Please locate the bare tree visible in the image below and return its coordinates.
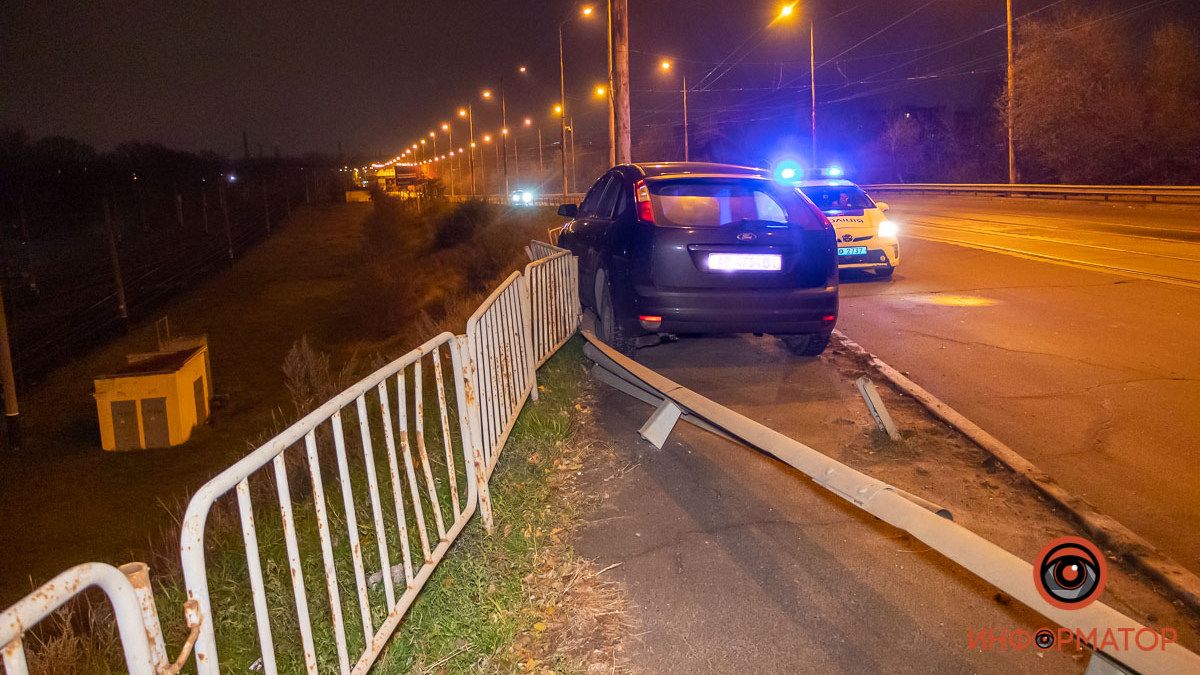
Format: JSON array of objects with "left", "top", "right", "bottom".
[
  {"left": 1144, "top": 24, "right": 1200, "bottom": 181},
  {"left": 1006, "top": 8, "right": 1142, "bottom": 183},
  {"left": 881, "top": 114, "right": 921, "bottom": 182}
]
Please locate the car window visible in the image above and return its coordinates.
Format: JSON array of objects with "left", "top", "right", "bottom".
[
  {"left": 798, "top": 185, "right": 875, "bottom": 211},
  {"left": 595, "top": 174, "right": 622, "bottom": 219},
  {"left": 578, "top": 175, "right": 612, "bottom": 218},
  {"left": 647, "top": 178, "right": 816, "bottom": 228}
]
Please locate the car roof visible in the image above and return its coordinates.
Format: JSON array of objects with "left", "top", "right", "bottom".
[
  {"left": 796, "top": 179, "right": 859, "bottom": 188},
  {"left": 627, "top": 162, "right": 771, "bottom": 180}
]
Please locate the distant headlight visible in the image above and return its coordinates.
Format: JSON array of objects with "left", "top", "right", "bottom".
[
  {"left": 878, "top": 219, "right": 899, "bottom": 238},
  {"left": 522, "top": 191, "right": 534, "bottom": 204}
]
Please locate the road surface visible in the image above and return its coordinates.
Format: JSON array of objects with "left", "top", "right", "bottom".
[{"left": 837, "top": 194, "right": 1200, "bottom": 573}]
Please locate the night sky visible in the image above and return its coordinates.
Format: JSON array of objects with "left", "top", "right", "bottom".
[{"left": 3, "top": 0, "right": 1197, "bottom": 159}]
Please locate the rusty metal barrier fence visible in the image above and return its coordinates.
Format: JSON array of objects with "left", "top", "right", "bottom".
[
  {"left": 1, "top": 241, "right": 580, "bottom": 674},
  {"left": 524, "top": 249, "right": 581, "bottom": 367},
  {"left": 179, "top": 332, "right": 478, "bottom": 674}
]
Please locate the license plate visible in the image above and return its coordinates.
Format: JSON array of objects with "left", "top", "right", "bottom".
[
  {"left": 707, "top": 253, "right": 782, "bottom": 271},
  {"left": 838, "top": 246, "right": 868, "bottom": 256}
]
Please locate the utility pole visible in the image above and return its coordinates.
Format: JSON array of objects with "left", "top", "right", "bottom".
[
  {"left": 558, "top": 25, "right": 570, "bottom": 196},
  {"left": 682, "top": 75, "right": 690, "bottom": 162},
  {"left": 568, "top": 117, "right": 578, "bottom": 192},
  {"left": 0, "top": 285, "right": 20, "bottom": 451},
  {"left": 261, "top": 182, "right": 271, "bottom": 234},
  {"left": 200, "top": 187, "right": 209, "bottom": 233},
  {"left": 810, "top": 21, "right": 818, "bottom": 167},
  {"left": 219, "top": 187, "right": 234, "bottom": 260},
  {"left": 538, "top": 127, "right": 544, "bottom": 172},
  {"left": 1006, "top": 0, "right": 1017, "bottom": 184},
  {"left": 467, "top": 105, "right": 477, "bottom": 196},
  {"left": 500, "top": 82, "right": 510, "bottom": 194},
  {"left": 102, "top": 197, "right": 129, "bottom": 321},
  {"left": 613, "top": 0, "right": 632, "bottom": 164},
  {"left": 606, "top": 0, "right": 616, "bottom": 167}
]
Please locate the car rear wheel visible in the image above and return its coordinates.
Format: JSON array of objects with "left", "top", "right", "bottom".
[
  {"left": 780, "top": 332, "right": 831, "bottom": 357},
  {"left": 598, "top": 282, "right": 636, "bottom": 358}
]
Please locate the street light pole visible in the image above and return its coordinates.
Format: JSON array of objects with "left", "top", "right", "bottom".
[
  {"left": 1006, "top": 0, "right": 1017, "bottom": 184},
  {"left": 606, "top": 0, "right": 616, "bottom": 166},
  {"left": 558, "top": 24, "right": 569, "bottom": 197},
  {"left": 442, "top": 123, "right": 454, "bottom": 196},
  {"left": 500, "top": 81, "right": 510, "bottom": 194},
  {"left": 810, "top": 20, "right": 817, "bottom": 167},
  {"left": 683, "top": 74, "right": 690, "bottom": 162}
]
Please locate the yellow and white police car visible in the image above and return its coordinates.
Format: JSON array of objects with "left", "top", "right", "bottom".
[{"left": 797, "top": 179, "right": 900, "bottom": 278}]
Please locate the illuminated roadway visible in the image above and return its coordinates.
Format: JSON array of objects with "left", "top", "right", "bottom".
[{"left": 839, "top": 195, "right": 1200, "bottom": 573}]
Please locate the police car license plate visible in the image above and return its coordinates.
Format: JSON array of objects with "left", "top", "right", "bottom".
[{"left": 838, "top": 246, "right": 868, "bottom": 256}]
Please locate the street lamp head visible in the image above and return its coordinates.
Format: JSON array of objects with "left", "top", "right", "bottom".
[
  {"left": 553, "top": 103, "right": 564, "bottom": 115},
  {"left": 420, "top": 139, "right": 426, "bottom": 145},
  {"left": 470, "top": 142, "right": 477, "bottom": 148},
  {"left": 482, "top": 89, "right": 493, "bottom": 100},
  {"left": 483, "top": 133, "right": 492, "bottom": 142},
  {"left": 501, "top": 127, "right": 509, "bottom": 135},
  {"left": 518, "top": 65, "right": 528, "bottom": 73},
  {"left": 594, "top": 85, "right": 607, "bottom": 97},
  {"left": 661, "top": 59, "right": 673, "bottom": 71},
  {"left": 524, "top": 117, "right": 533, "bottom": 126},
  {"left": 441, "top": 123, "right": 449, "bottom": 130},
  {"left": 458, "top": 108, "right": 468, "bottom": 117},
  {"left": 778, "top": 2, "right": 797, "bottom": 19},
  {"left": 581, "top": 5, "right": 595, "bottom": 17},
  {"left": 429, "top": 131, "right": 436, "bottom": 138}
]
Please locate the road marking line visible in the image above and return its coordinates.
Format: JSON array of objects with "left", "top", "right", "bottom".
[{"left": 904, "top": 232, "right": 1200, "bottom": 290}]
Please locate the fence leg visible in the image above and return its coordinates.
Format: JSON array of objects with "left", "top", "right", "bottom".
[
  {"left": 119, "top": 562, "right": 168, "bottom": 669},
  {"left": 457, "top": 335, "right": 494, "bottom": 533},
  {"left": 519, "top": 275, "right": 539, "bottom": 402}
]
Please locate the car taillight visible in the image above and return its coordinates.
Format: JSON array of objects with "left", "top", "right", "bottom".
[{"left": 634, "top": 179, "right": 654, "bottom": 223}]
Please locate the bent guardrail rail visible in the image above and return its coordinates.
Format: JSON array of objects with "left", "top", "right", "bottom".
[
  {"left": 580, "top": 325, "right": 1200, "bottom": 675},
  {"left": 862, "top": 183, "right": 1200, "bottom": 203}
]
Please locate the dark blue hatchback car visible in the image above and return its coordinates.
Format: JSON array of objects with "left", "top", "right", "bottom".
[{"left": 557, "top": 162, "right": 839, "bottom": 356}]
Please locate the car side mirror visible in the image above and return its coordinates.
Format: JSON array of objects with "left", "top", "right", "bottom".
[
  {"left": 557, "top": 203, "right": 579, "bottom": 217},
  {"left": 875, "top": 201, "right": 890, "bottom": 211}
]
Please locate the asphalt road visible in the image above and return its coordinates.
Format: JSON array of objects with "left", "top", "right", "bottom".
[
  {"left": 837, "top": 195, "right": 1200, "bottom": 573},
  {"left": 581, "top": 367, "right": 1085, "bottom": 673}
]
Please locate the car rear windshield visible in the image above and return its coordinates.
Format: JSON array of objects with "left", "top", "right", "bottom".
[
  {"left": 798, "top": 185, "right": 875, "bottom": 212},
  {"left": 647, "top": 178, "right": 820, "bottom": 228}
]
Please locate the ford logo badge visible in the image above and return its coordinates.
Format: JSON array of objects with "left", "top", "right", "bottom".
[{"left": 737, "top": 232, "right": 756, "bottom": 241}]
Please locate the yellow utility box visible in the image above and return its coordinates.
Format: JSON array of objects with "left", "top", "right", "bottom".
[{"left": 93, "top": 346, "right": 210, "bottom": 451}]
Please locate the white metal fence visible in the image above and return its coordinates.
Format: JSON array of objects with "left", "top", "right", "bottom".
[
  {"left": 1, "top": 243, "right": 581, "bottom": 675},
  {"left": 524, "top": 250, "right": 580, "bottom": 367},
  {"left": 179, "top": 332, "right": 478, "bottom": 674}
]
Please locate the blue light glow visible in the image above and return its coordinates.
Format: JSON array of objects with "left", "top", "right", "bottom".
[
  {"left": 826, "top": 166, "right": 843, "bottom": 177},
  {"left": 773, "top": 160, "right": 803, "bottom": 183}
]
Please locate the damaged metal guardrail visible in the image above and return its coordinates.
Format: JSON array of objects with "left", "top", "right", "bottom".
[{"left": 581, "top": 323, "right": 1200, "bottom": 675}]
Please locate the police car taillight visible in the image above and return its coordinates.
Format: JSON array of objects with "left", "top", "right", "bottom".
[{"left": 634, "top": 180, "right": 654, "bottom": 223}]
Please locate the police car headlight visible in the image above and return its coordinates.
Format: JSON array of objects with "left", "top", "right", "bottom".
[
  {"left": 878, "top": 220, "right": 899, "bottom": 238},
  {"left": 522, "top": 191, "right": 534, "bottom": 204}
]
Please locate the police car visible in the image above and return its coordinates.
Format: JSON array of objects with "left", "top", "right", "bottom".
[{"left": 797, "top": 179, "right": 899, "bottom": 278}]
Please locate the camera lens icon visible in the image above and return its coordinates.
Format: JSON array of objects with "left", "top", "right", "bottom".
[
  {"left": 1034, "top": 629, "right": 1056, "bottom": 650},
  {"left": 1034, "top": 537, "right": 1107, "bottom": 610}
]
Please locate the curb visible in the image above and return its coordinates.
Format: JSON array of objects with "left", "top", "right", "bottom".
[{"left": 832, "top": 329, "right": 1200, "bottom": 615}]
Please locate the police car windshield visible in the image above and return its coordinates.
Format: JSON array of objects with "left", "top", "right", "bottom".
[{"left": 799, "top": 185, "right": 875, "bottom": 212}]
